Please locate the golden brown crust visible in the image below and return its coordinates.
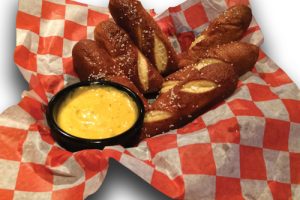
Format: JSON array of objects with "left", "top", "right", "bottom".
[
  {"left": 141, "top": 113, "right": 181, "bottom": 139},
  {"left": 109, "top": 0, "right": 179, "bottom": 76},
  {"left": 190, "top": 5, "right": 252, "bottom": 51},
  {"left": 179, "top": 42, "right": 259, "bottom": 76},
  {"left": 94, "top": 20, "right": 164, "bottom": 94},
  {"left": 140, "top": 63, "right": 238, "bottom": 139},
  {"left": 166, "top": 59, "right": 224, "bottom": 83},
  {"left": 202, "top": 42, "right": 259, "bottom": 76},
  {"left": 72, "top": 39, "right": 124, "bottom": 81},
  {"left": 177, "top": 51, "right": 196, "bottom": 68}
]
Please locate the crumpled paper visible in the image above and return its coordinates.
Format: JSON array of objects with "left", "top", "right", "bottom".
[{"left": 0, "top": 0, "right": 299, "bottom": 199}]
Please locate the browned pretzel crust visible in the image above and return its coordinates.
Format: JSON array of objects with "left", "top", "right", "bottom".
[
  {"left": 141, "top": 63, "right": 238, "bottom": 139},
  {"left": 162, "top": 59, "right": 225, "bottom": 94},
  {"left": 190, "top": 5, "right": 252, "bottom": 51},
  {"left": 201, "top": 42, "right": 259, "bottom": 76},
  {"left": 94, "top": 20, "right": 163, "bottom": 94},
  {"left": 179, "top": 42, "right": 259, "bottom": 76},
  {"left": 72, "top": 40, "right": 149, "bottom": 109},
  {"left": 109, "top": 0, "right": 179, "bottom": 75},
  {"left": 72, "top": 39, "right": 124, "bottom": 81}
]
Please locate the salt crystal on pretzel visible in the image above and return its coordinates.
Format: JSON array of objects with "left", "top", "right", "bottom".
[
  {"left": 141, "top": 63, "right": 238, "bottom": 139},
  {"left": 178, "top": 42, "right": 259, "bottom": 76},
  {"left": 94, "top": 20, "right": 164, "bottom": 94},
  {"left": 72, "top": 39, "right": 124, "bottom": 81},
  {"left": 190, "top": 5, "right": 252, "bottom": 50},
  {"left": 72, "top": 39, "right": 149, "bottom": 110},
  {"left": 109, "top": 0, "right": 179, "bottom": 76}
]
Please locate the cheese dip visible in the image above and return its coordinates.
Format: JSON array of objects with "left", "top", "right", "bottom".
[{"left": 56, "top": 85, "right": 138, "bottom": 139}]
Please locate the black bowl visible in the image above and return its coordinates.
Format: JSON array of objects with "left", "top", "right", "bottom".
[{"left": 46, "top": 80, "right": 145, "bottom": 152}]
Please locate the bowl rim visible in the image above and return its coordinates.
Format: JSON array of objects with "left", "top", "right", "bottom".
[{"left": 46, "top": 80, "right": 145, "bottom": 144}]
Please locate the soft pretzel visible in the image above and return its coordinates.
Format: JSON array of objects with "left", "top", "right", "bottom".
[
  {"left": 72, "top": 40, "right": 149, "bottom": 109},
  {"left": 162, "top": 58, "right": 225, "bottom": 93},
  {"left": 109, "top": 0, "right": 179, "bottom": 75},
  {"left": 141, "top": 63, "right": 238, "bottom": 139},
  {"left": 200, "top": 42, "right": 259, "bottom": 76},
  {"left": 190, "top": 5, "right": 252, "bottom": 51},
  {"left": 72, "top": 39, "right": 124, "bottom": 81},
  {"left": 94, "top": 20, "right": 164, "bottom": 94},
  {"left": 178, "top": 42, "right": 259, "bottom": 75}
]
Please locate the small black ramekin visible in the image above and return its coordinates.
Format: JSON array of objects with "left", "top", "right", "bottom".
[{"left": 46, "top": 80, "right": 145, "bottom": 152}]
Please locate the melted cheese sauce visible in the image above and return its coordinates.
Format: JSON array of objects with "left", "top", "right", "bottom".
[{"left": 56, "top": 86, "right": 138, "bottom": 139}]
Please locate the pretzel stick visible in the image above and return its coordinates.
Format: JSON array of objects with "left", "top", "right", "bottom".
[
  {"left": 109, "top": 0, "right": 179, "bottom": 75},
  {"left": 141, "top": 63, "right": 238, "bottom": 139},
  {"left": 72, "top": 39, "right": 149, "bottom": 109},
  {"left": 179, "top": 42, "right": 259, "bottom": 74},
  {"left": 94, "top": 20, "right": 163, "bottom": 94},
  {"left": 72, "top": 39, "right": 124, "bottom": 81},
  {"left": 190, "top": 5, "right": 252, "bottom": 50}
]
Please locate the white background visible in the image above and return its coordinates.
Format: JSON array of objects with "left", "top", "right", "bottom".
[{"left": 0, "top": 0, "right": 299, "bottom": 199}]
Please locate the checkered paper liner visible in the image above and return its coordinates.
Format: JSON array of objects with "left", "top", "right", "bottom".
[{"left": 0, "top": 0, "right": 299, "bottom": 199}]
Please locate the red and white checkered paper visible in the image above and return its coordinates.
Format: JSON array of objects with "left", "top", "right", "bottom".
[{"left": 0, "top": 0, "right": 299, "bottom": 199}]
